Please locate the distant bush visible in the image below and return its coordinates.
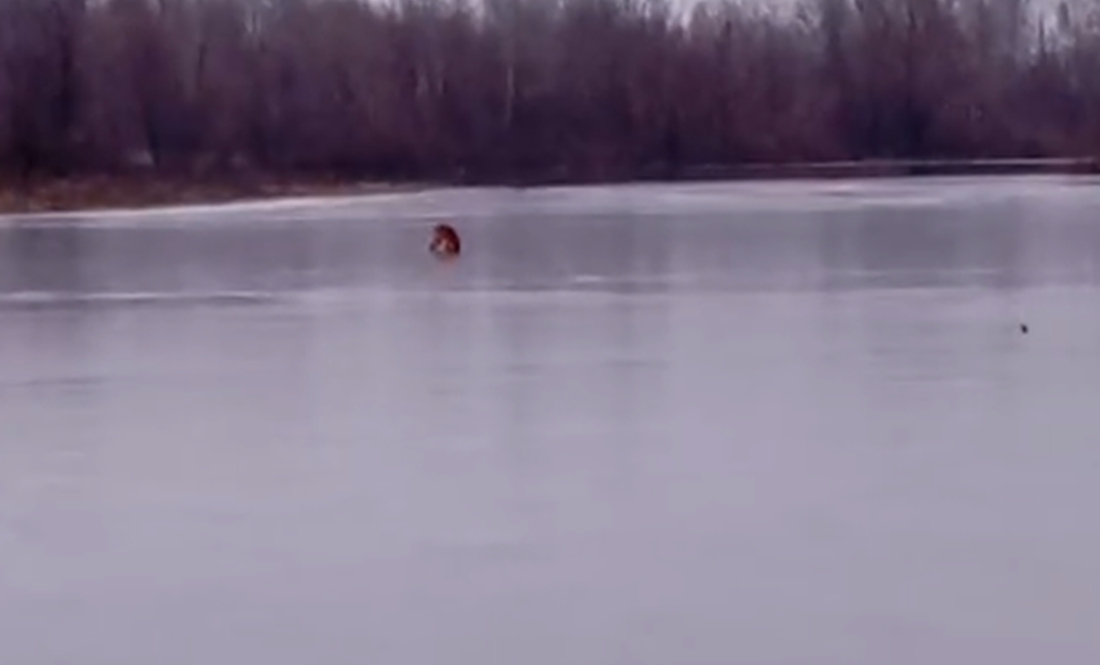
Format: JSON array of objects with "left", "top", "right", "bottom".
[{"left": 0, "top": 0, "right": 1096, "bottom": 182}]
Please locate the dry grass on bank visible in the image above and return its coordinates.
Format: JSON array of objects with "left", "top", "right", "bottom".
[{"left": 0, "top": 173, "right": 424, "bottom": 215}]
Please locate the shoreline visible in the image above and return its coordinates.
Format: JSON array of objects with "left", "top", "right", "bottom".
[
  {"left": 661, "top": 157, "right": 1100, "bottom": 182},
  {"left": 0, "top": 174, "right": 433, "bottom": 218},
  {"left": 1, "top": 158, "right": 1098, "bottom": 217}
]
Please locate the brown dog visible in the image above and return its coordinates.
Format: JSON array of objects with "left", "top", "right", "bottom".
[{"left": 429, "top": 223, "right": 461, "bottom": 258}]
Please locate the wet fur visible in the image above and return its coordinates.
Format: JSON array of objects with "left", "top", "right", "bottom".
[{"left": 430, "top": 223, "right": 461, "bottom": 257}]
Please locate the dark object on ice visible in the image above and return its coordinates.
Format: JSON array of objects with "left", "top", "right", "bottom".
[{"left": 430, "top": 223, "right": 461, "bottom": 258}]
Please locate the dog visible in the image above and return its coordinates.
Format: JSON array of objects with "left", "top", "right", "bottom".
[{"left": 429, "top": 223, "right": 461, "bottom": 258}]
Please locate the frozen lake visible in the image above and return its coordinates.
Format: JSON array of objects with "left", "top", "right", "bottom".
[{"left": 2, "top": 176, "right": 1100, "bottom": 665}]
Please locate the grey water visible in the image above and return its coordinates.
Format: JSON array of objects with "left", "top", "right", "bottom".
[{"left": 2, "top": 176, "right": 1100, "bottom": 665}]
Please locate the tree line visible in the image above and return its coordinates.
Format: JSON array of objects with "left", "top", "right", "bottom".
[{"left": 0, "top": 0, "right": 1098, "bottom": 183}]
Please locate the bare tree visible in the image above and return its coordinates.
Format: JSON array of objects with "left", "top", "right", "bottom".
[{"left": 3, "top": 0, "right": 1100, "bottom": 183}]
